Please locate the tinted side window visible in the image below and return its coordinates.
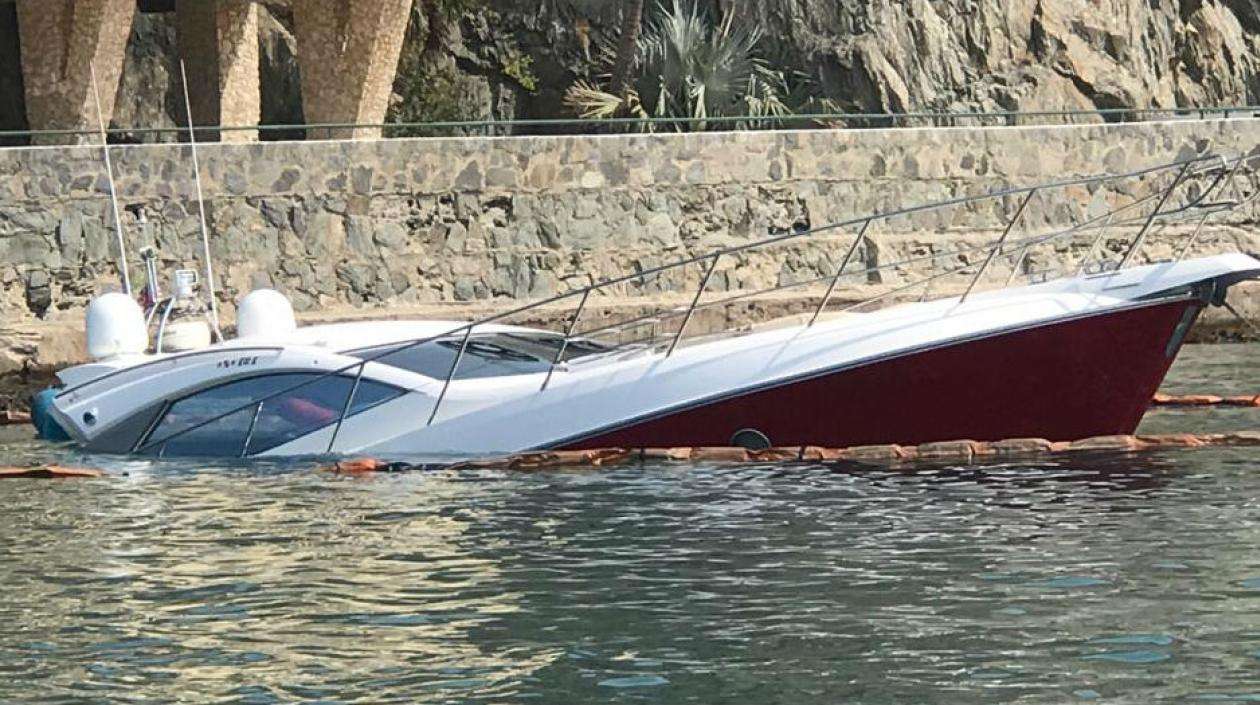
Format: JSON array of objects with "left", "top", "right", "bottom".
[
  {"left": 247, "top": 376, "right": 399, "bottom": 454},
  {"left": 352, "top": 339, "right": 550, "bottom": 379},
  {"left": 145, "top": 373, "right": 402, "bottom": 457},
  {"left": 153, "top": 406, "right": 255, "bottom": 458},
  {"left": 350, "top": 334, "right": 609, "bottom": 380},
  {"left": 496, "top": 334, "right": 611, "bottom": 362}
]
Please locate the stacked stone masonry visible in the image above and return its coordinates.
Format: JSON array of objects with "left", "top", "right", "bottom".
[{"left": 0, "top": 119, "right": 1258, "bottom": 328}]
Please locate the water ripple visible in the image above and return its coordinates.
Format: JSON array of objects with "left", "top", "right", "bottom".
[{"left": 0, "top": 343, "right": 1256, "bottom": 703}]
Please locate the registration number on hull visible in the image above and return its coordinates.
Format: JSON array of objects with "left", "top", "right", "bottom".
[{"left": 217, "top": 356, "right": 261, "bottom": 369}]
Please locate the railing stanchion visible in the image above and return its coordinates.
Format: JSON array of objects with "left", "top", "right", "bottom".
[
  {"left": 919, "top": 271, "right": 935, "bottom": 302},
  {"left": 1005, "top": 244, "right": 1031, "bottom": 286},
  {"left": 960, "top": 188, "right": 1036, "bottom": 303},
  {"left": 667, "top": 254, "right": 720, "bottom": 357},
  {"left": 428, "top": 326, "right": 473, "bottom": 426},
  {"left": 809, "top": 219, "right": 870, "bottom": 326},
  {"left": 1220, "top": 153, "right": 1247, "bottom": 204},
  {"left": 326, "top": 362, "right": 365, "bottom": 453},
  {"left": 1077, "top": 213, "right": 1115, "bottom": 275},
  {"left": 241, "top": 402, "right": 264, "bottom": 458},
  {"left": 1119, "top": 163, "right": 1191, "bottom": 270},
  {"left": 542, "top": 289, "right": 591, "bottom": 391},
  {"left": 1018, "top": 202, "right": 1074, "bottom": 282},
  {"left": 1175, "top": 213, "right": 1212, "bottom": 263},
  {"left": 1174, "top": 158, "right": 1243, "bottom": 263}
]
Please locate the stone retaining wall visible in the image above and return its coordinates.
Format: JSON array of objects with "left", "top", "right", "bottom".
[{"left": 1, "top": 119, "right": 1258, "bottom": 321}]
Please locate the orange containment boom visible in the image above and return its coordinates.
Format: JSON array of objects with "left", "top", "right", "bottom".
[
  {"left": 1152, "top": 393, "right": 1260, "bottom": 407},
  {"left": 326, "top": 458, "right": 415, "bottom": 474},
  {"left": 0, "top": 410, "right": 31, "bottom": 425},
  {"left": 0, "top": 465, "right": 104, "bottom": 479},
  {"left": 317, "top": 430, "right": 1260, "bottom": 474}
]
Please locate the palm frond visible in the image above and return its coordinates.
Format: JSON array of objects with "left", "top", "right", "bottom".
[
  {"left": 563, "top": 80, "right": 628, "bottom": 119},
  {"left": 563, "top": 80, "right": 650, "bottom": 123},
  {"left": 565, "top": 0, "right": 794, "bottom": 131}
]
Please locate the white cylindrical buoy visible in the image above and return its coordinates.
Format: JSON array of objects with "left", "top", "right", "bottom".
[
  {"left": 85, "top": 292, "right": 147, "bottom": 360},
  {"left": 236, "top": 289, "right": 296, "bottom": 339}
]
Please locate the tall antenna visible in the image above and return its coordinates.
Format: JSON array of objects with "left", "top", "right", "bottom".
[
  {"left": 89, "top": 63, "right": 131, "bottom": 297},
  {"left": 178, "top": 58, "right": 221, "bottom": 339}
]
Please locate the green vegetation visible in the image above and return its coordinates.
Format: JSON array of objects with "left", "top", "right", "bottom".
[
  {"left": 387, "top": 0, "right": 538, "bottom": 136},
  {"left": 387, "top": 0, "right": 795, "bottom": 133},
  {"left": 388, "top": 60, "right": 474, "bottom": 137},
  {"left": 564, "top": 0, "right": 792, "bottom": 130},
  {"left": 388, "top": 1, "right": 476, "bottom": 135},
  {"left": 500, "top": 49, "right": 539, "bottom": 92}
]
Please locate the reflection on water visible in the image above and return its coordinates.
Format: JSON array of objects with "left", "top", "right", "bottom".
[{"left": 0, "top": 344, "right": 1256, "bottom": 704}]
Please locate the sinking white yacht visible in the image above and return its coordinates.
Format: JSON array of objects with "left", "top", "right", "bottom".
[{"left": 41, "top": 155, "right": 1260, "bottom": 459}]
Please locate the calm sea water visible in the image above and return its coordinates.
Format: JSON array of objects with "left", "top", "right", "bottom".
[{"left": 0, "top": 344, "right": 1256, "bottom": 704}]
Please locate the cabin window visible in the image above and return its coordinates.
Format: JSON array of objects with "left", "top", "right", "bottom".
[
  {"left": 348, "top": 333, "right": 609, "bottom": 380},
  {"left": 143, "top": 373, "right": 403, "bottom": 457}
]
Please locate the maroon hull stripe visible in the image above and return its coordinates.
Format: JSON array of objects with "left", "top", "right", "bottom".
[{"left": 560, "top": 299, "right": 1199, "bottom": 450}]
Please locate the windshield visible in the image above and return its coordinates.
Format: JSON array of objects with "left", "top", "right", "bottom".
[{"left": 143, "top": 373, "right": 403, "bottom": 457}]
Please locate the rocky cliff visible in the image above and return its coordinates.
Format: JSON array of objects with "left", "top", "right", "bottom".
[
  {"left": 25, "top": 0, "right": 1260, "bottom": 137},
  {"left": 704, "top": 0, "right": 1260, "bottom": 115},
  {"left": 378, "top": 0, "right": 1260, "bottom": 126}
]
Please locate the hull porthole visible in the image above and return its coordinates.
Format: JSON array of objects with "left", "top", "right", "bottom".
[{"left": 730, "top": 428, "right": 771, "bottom": 451}]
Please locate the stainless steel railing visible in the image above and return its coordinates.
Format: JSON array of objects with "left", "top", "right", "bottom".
[{"left": 131, "top": 153, "right": 1260, "bottom": 457}]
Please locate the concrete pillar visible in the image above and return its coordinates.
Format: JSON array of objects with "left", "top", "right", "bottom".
[
  {"left": 292, "top": 0, "right": 412, "bottom": 140},
  {"left": 15, "top": 0, "right": 137, "bottom": 145},
  {"left": 176, "top": 0, "right": 260, "bottom": 142}
]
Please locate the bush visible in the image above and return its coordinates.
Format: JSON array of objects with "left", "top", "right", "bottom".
[{"left": 564, "top": 0, "right": 791, "bottom": 130}]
